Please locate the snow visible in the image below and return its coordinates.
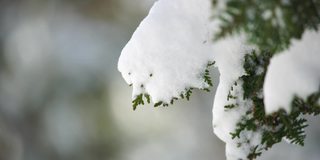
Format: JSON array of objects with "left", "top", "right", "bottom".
[
  {"left": 118, "top": 0, "right": 257, "bottom": 159},
  {"left": 118, "top": 0, "right": 320, "bottom": 159},
  {"left": 264, "top": 30, "right": 320, "bottom": 114},
  {"left": 211, "top": 37, "right": 257, "bottom": 160},
  {"left": 118, "top": 0, "right": 213, "bottom": 103}
]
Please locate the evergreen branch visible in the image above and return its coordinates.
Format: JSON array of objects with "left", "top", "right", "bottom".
[
  {"left": 213, "top": 0, "right": 320, "bottom": 53},
  {"left": 131, "top": 61, "right": 215, "bottom": 109},
  {"left": 227, "top": 49, "right": 320, "bottom": 158},
  {"left": 132, "top": 94, "right": 144, "bottom": 110}
]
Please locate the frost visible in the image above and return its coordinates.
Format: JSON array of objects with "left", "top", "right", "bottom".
[
  {"left": 264, "top": 30, "right": 320, "bottom": 114},
  {"left": 118, "top": 0, "right": 213, "bottom": 104}
]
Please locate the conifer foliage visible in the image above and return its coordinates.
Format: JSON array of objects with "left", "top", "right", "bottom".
[
  {"left": 131, "top": 61, "right": 215, "bottom": 110},
  {"left": 227, "top": 50, "right": 320, "bottom": 159},
  {"left": 214, "top": 0, "right": 320, "bottom": 158},
  {"left": 119, "top": 0, "right": 320, "bottom": 159},
  {"left": 214, "top": 0, "right": 320, "bottom": 53}
]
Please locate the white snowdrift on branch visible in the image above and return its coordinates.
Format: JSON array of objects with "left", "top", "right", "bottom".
[
  {"left": 118, "top": 0, "right": 254, "bottom": 159},
  {"left": 264, "top": 30, "right": 320, "bottom": 114},
  {"left": 119, "top": 0, "right": 320, "bottom": 158},
  {"left": 118, "top": 0, "right": 213, "bottom": 103},
  {"left": 211, "top": 37, "right": 256, "bottom": 160}
]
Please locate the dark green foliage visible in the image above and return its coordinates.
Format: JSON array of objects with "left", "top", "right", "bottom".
[
  {"left": 213, "top": 1, "right": 320, "bottom": 157},
  {"left": 213, "top": 0, "right": 320, "bottom": 53},
  {"left": 292, "top": 92, "right": 320, "bottom": 115},
  {"left": 185, "top": 88, "right": 193, "bottom": 101},
  {"left": 241, "top": 50, "right": 272, "bottom": 99},
  {"left": 203, "top": 61, "right": 215, "bottom": 92},
  {"left": 204, "top": 69, "right": 213, "bottom": 87},
  {"left": 227, "top": 91, "right": 237, "bottom": 101},
  {"left": 170, "top": 97, "right": 178, "bottom": 105},
  {"left": 230, "top": 118, "right": 257, "bottom": 139},
  {"left": 227, "top": 50, "right": 320, "bottom": 159},
  {"left": 145, "top": 94, "right": 151, "bottom": 104},
  {"left": 207, "top": 61, "right": 215, "bottom": 67},
  {"left": 224, "top": 104, "right": 236, "bottom": 109},
  {"left": 132, "top": 94, "right": 144, "bottom": 110},
  {"left": 154, "top": 101, "right": 163, "bottom": 107},
  {"left": 247, "top": 146, "right": 262, "bottom": 160},
  {"left": 132, "top": 93, "right": 151, "bottom": 110}
]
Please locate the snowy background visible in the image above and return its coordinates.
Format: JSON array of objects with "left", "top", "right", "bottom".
[{"left": 0, "top": 0, "right": 319, "bottom": 160}]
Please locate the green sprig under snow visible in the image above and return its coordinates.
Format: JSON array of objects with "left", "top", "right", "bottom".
[
  {"left": 225, "top": 49, "right": 320, "bottom": 159},
  {"left": 131, "top": 61, "right": 215, "bottom": 110}
]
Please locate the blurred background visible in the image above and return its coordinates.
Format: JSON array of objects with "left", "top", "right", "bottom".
[{"left": 0, "top": 0, "right": 319, "bottom": 160}]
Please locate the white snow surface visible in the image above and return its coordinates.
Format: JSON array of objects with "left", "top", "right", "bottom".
[
  {"left": 118, "top": 0, "right": 213, "bottom": 103},
  {"left": 119, "top": 0, "right": 320, "bottom": 159},
  {"left": 118, "top": 0, "right": 254, "bottom": 159},
  {"left": 211, "top": 38, "right": 255, "bottom": 160},
  {"left": 264, "top": 30, "right": 320, "bottom": 114}
]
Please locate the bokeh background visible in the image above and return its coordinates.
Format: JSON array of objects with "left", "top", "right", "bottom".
[{"left": 0, "top": 0, "right": 319, "bottom": 160}]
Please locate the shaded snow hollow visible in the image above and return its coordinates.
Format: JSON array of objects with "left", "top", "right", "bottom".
[{"left": 118, "top": 0, "right": 320, "bottom": 159}]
